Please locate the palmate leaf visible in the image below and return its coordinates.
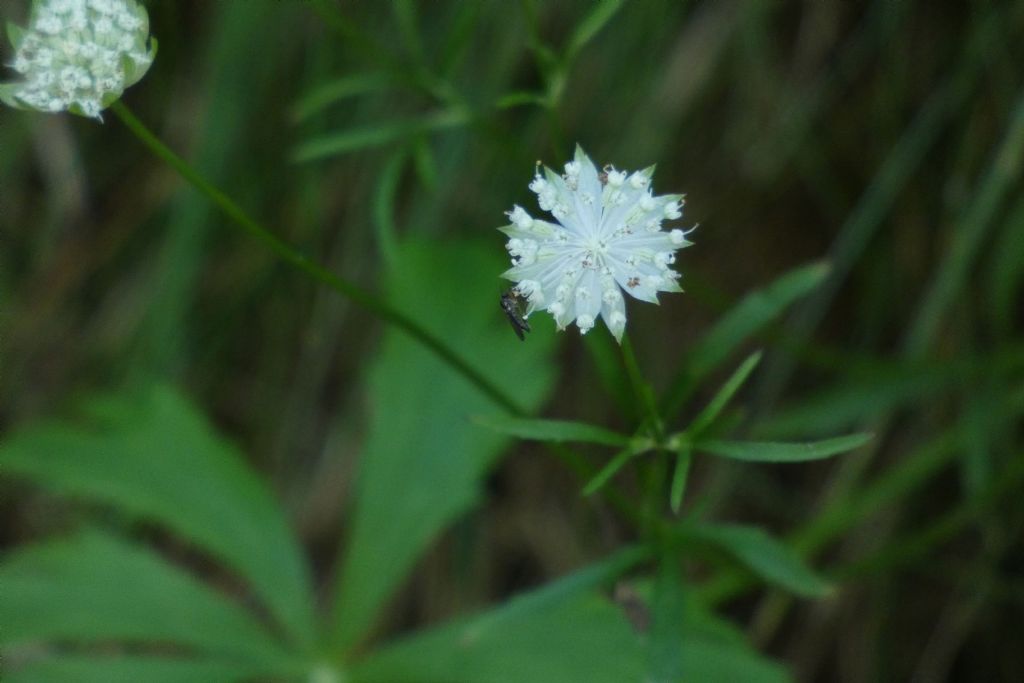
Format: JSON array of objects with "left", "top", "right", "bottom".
[
  {"left": 351, "top": 547, "right": 790, "bottom": 683},
  {"left": 0, "top": 386, "right": 316, "bottom": 649},
  {"left": 0, "top": 530, "right": 300, "bottom": 677},
  {"left": 350, "top": 548, "right": 648, "bottom": 683},
  {"left": 330, "top": 241, "right": 557, "bottom": 651},
  {"left": 6, "top": 656, "right": 268, "bottom": 683}
]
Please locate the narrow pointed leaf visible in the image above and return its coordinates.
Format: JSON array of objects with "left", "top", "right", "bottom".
[
  {"left": 683, "top": 523, "right": 831, "bottom": 597},
  {"left": 698, "top": 433, "right": 871, "bottom": 462},
  {"left": 292, "top": 109, "right": 469, "bottom": 162},
  {"left": 473, "top": 415, "right": 631, "bottom": 447},
  {"left": 687, "top": 351, "right": 762, "bottom": 437},
  {"left": 565, "top": 0, "right": 626, "bottom": 60},
  {"left": 661, "top": 262, "right": 829, "bottom": 416},
  {"left": 669, "top": 445, "right": 692, "bottom": 513},
  {"left": 291, "top": 72, "right": 396, "bottom": 122},
  {"left": 583, "top": 445, "right": 640, "bottom": 496}
]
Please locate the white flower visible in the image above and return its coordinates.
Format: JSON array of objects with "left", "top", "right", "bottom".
[
  {"left": 1, "top": 0, "right": 156, "bottom": 120},
  {"left": 499, "top": 146, "right": 693, "bottom": 343}
]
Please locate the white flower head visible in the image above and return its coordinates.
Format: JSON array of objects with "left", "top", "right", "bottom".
[
  {"left": 1, "top": 0, "right": 156, "bottom": 120},
  {"left": 500, "top": 145, "right": 693, "bottom": 343}
]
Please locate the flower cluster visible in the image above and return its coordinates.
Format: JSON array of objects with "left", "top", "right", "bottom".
[
  {"left": 1, "top": 0, "right": 155, "bottom": 119},
  {"left": 499, "top": 146, "right": 693, "bottom": 343}
]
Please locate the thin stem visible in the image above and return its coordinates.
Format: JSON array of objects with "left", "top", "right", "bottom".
[
  {"left": 111, "top": 101, "right": 523, "bottom": 415},
  {"left": 620, "top": 334, "right": 663, "bottom": 440}
]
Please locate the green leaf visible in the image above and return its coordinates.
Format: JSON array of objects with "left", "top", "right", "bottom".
[
  {"left": 905, "top": 85, "right": 1024, "bottom": 356},
  {"left": 687, "top": 351, "right": 763, "bottom": 437},
  {"left": 631, "top": 579, "right": 794, "bottom": 682},
  {"left": 350, "top": 548, "right": 649, "bottom": 683},
  {"left": 647, "top": 551, "right": 685, "bottom": 682},
  {"left": 757, "top": 357, "right": 970, "bottom": 438},
  {"left": 473, "top": 415, "right": 631, "bottom": 447},
  {"left": 678, "top": 639, "right": 793, "bottom": 682},
  {"left": 291, "top": 72, "right": 396, "bottom": 123},
  {"left": 0, "top": 83, "right": 21, "bottom": 109},
  {"left": 292, "top": 109, "right": 470, "bottom": 163},
  {"left": 683, "top": 523, "right": 832, "bottom": 598},
  {"left": 330, "top": 241, "right": 557, "bottom": 651},
  {"left": 495, "top": 91, "right": 549, "bottom": 109},
  {"left": 6, "top": 21, "right": 25, "bottom": 50},
  {"left": 564, "top": 0, "right": 627, "bottom": 60},
  {"left": 5, "top": 656, "right": 269, "bottom": 683},
  {"left": 661, "top": 262, "right": 829, "bottom": 417},
  {"left": 0, "top": 530, "right": 298, "bottom": 671},
  {"left": 988, "top": 196, "right": 1024, "bottom": 336},
  {"left": 697, "top": 433, "right": 871, "bottom": 462},
  {"left": 352, "top": 547, "right": 790, "bottom": 683},
  {"left": 582, "top": 445, "right": 642, "bottom": 496},
  {"left": 0, "top": 386, "right": 316, "bottom": 649},
  {"left": 669, "top": 445, "right": 692, "bottom": 514},
  {"left": 373, "top": 148, "right": 407, "bottom": 265}
]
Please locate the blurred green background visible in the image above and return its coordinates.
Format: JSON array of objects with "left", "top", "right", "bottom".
[{"left": 2, "top": 0, "right": 1023, "bottom": 681}]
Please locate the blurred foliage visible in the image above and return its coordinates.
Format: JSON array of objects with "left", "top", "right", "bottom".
[{"left": 2, "top": 0, "right": 1024, "bottom": 681}]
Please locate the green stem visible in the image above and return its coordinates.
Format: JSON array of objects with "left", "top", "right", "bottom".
[
  {"left": 110, "top": 101, "right": 523, "bottom": 415},
  {"left": 620, "top": 334, "right": 663, "bottom": 440}
]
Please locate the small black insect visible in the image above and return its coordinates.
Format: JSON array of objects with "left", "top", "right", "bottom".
[{"left": 500, "top": 289, "right": 531, "bottom": 341}]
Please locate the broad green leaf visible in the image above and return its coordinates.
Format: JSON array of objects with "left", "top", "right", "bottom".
[
  {"left": 683, "top": 523, "right": 831, "bottom": 597},
  {"left": 677, "top": 639, "right": 792, "bottom": 682},
  {"left": 661, "top": 262, "right": 829, "bottom": 417},
  {"left": 354, "top": 592, "right": 643, "bottom": 683},
  {"left": 352, "top": 547, "right": 788, "bottom": 683},
  {"left": 0, "top": 530, "right": 298, "bottom": 672},
  {"left": 698, "top": 433, "right": 871, "bottom": 463},
  {"left": 331, "top": 241, "right": 557, "bottom": 651},
  {"left": 0, "top": 386, "right": 316, "bottom": 649},
  {"left": 291, "top": 72, "right": 396, "bottom": 122},
  {"left": 350, "top": 548, "right": 649, "bottom": 683},
  {"left": 632, "top": 579, "right": 793, "bottom": 682},
  {"left": 5, "top": 656, "right": 270, "bottom": 683},
  {"left": 292, "top": 109, "right": 469, "bottom": 162},
  {"left": 686, "top": 351, "right": 763, "bottom": 437},
  {"left": 473, "top": 415, "right": 631, "bottom": 447}
]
